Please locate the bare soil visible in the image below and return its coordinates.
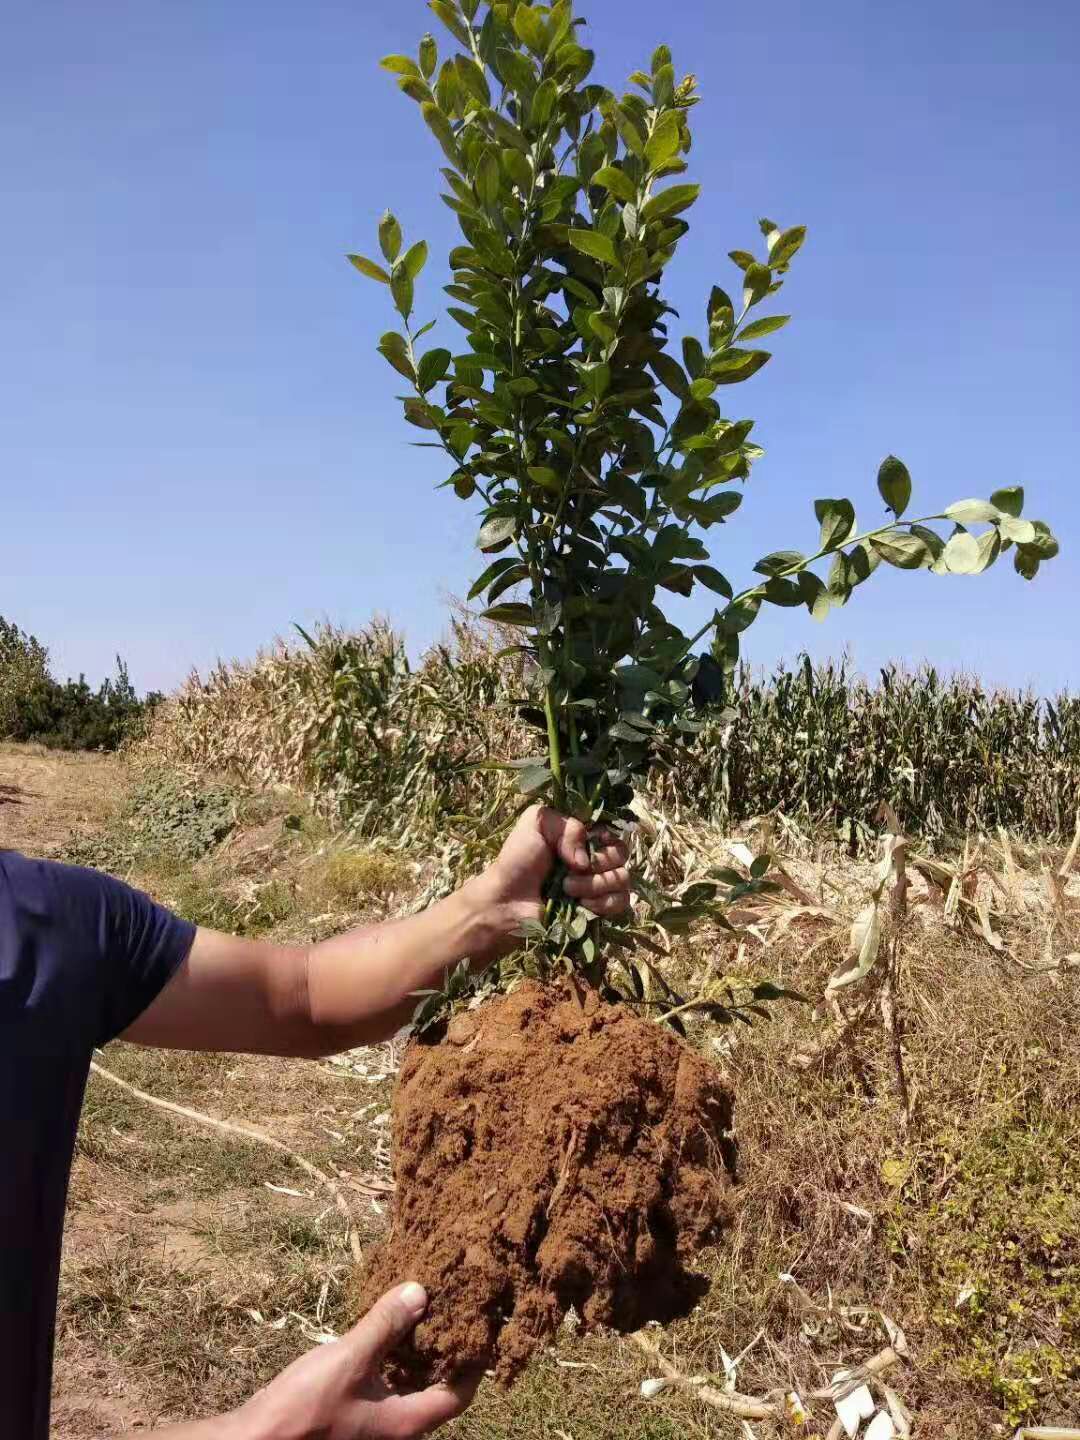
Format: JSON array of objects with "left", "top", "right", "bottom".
[{"left": 355, "top": 979, "right": 737, "bottom": 1387}]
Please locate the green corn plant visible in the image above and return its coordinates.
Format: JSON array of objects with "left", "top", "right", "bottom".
[{"left": 349, "top": 0, "right": 1061, "bottom": 1019}]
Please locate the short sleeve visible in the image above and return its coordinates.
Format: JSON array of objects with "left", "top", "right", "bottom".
[{"left": 0, "top": 853, "right": 196, "bottom": 1052}]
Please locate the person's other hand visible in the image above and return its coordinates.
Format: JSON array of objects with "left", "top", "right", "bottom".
[
  {"left": 464, "top": 804, "right": 631, "bottom": 957},
  {"left": 232, "top": 1283, "right": 476, "bottom": 1440}
]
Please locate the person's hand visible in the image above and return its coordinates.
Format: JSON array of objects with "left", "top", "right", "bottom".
[
  {"left": 228, "top": 1283, "right": 476, "bottom": 1440},
  {"left": 463, "top": 804, "right": 631, "bottom": 959}
]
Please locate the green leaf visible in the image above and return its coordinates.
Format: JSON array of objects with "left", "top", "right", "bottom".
[
  {"left": 484, "top": 560, "right": 527, "bottom": 600},
  {"left": 615, "top": 664, "right": 663, "bottom": 689},
  {"left": 380, "top": 54, "right": 421, "bottom": 77},
  {"left": 592, "top": 165, "right": 637, "bottom": 204},
  {"left": 693, "top": 565, "right": 733, "bottom": 598},
  {"left": 481, "top": 602, "right": 533, "bottom": 625},
  {"left": 641, "top": 183, "right": 701, "bottom": 223},
  {"left": 991, "top": 485, "right": 1024, "bottom": 518},
  {"left": 653, "top": 62, "right": 675, "bottom": 109},
  {"left": 1014, "top": 547, "right": 1040, "bottom": 580},
  {"left": 649, "top": 352, "right": 690, "bottom": 399},
  {"left": 455, "top": 54, "right": 491, "bottom": 105},
  {"left": 390, "top": 267, "right": 414, "bottom": 318},
  {"left": 419, "top": 33, "right": 438, "bottom": 78},
  {"left": 577, "top": 132, "right": 606, "bottom": 182},
  {"left": 612, "top": 104, "right": 646, "bottom": 156},
  {"left": 828, "top": 551, "right": 853, "bottom": 601},
  {"left": 403, "top": 397, "right": 436, "bottom": 429},
  {"left": 763, "top": 577, "right": 803, "bottom": 607},
  {"left": 652, "top": 906, "right": 697, "bottom": 934},
  {"left": 467, "top": 557, "right": 519, "bottom": 602},
  {"left": 681, "top": 336, "right": 706, "bottom": 377},
  {"left": 512, "top": 2, "right": 549, "bottom": 54},
  {"left": 739, "top": 313, "right": 790, "bottom": 340},
  {"left": 347, "top": 254, "right": 391, "bottom": 283},
  {"left": 476, "top": 147, "right": 501, "bottom": 207},
  {"left": 527, "top": 465, "right": 561, "bottom": 490},
  {"left": 798, "top": 570, "right": 832, "bottom": 621},
  {"left": 569, "top": 229, "right": 619, "bottom": 266},
  {"left": 975, "top": 526, "right": 1002, "bottom": 572},
  {"left": 877, "top": 455, "right": 911, "bottom": 519},
  {"left": 378, "top": 212, "right": 402, "bottom": 264},
  {"left": 530, "top": 78, "right": 558, "bottom": 127},
  {"left": 582, "top": 361, "right": 611, "bottom": 398},
  {"left": 997, "top": 515, "right": 1036, "bottom": 545},
  {"left": 477, "top": 515, "right": 518, "bottom": 551},
  {"left": 768, "top": 224, "right": 807, "bottom": 268},
  {"left": 377, "top": 331, "right": 414, "bottom": 380},
  {"left": 943, "top": 530, "right": 982, "bottom": 574},
  {"left": 517, "top": 763, "right": 553, "bottom": 797},
  {"left": 1025, "top": 520, "right": 1059, "bottom": 558},
  {"left": 944, "top": 499, "right": 1001, "bottom": 524},
  {"left": 870, "top": 532, "right": 929, "bottom": 569},
  {"left": 588, "top": 312, "right": 616, "bottom": 344},
  {"left": 496, "top": 46, "right": 536, "bottom": 92},
  {"left": 645, "top": 111, "right": 682, "bottom": 169},
  {"left": 742, "top": 262, "right": 772, "bottom": 308},
  {"left": 417, "top": 347, "right": 451, "bottom": 391},
  {"left": 609, "top": 720, "right": 650, "bottom": 743},
  {"left": 720, "top": 597, "right": 762, "bottom": 634},
  {"left": 420, "top": 101, "right": 461, "bottom": 166},
  {"left": 398, "top": 75, "right": 432, "bottom": 103},
  {"left": 815, "top": 498, "right": 856, "bottom": 551},
  {"left": 709, "top": 348, "right": 771, "bottom": 385},
  {"left": 429, "top": 0, "right": 472, "bottom": 48},
  {"left": 401, "top": 240, "right": 429, "bottom": 280},
  {"left": 754, "top": 550, "right": 805, "bottom": 577}
]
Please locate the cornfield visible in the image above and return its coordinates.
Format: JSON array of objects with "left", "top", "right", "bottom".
[
  {"left": 140, "top": 620, "right": 1080, "bottom": 846},
  {"left": 661, "top": 655, "right": 1080, "bottom": 842}
]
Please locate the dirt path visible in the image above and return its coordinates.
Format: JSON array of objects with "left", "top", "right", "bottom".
[{"left": 0, "top": 741, "right": 122, "bottom": 857}]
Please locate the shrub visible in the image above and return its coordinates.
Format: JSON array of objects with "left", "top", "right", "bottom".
[
  {"left": 349, "top": 0, "right": 1060, "bottom": 1012},
  {"left": 5, "top": 653, "right": 160, "bottom": 752}
]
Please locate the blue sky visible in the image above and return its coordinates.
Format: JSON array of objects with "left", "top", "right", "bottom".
[{"left": 3, "top": 0, "right": 1077, "bottom": 694}]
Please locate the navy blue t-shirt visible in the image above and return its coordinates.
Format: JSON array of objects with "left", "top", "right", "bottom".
[{"left": 0, "top": 852, "right": 195, "bottom": 1440}]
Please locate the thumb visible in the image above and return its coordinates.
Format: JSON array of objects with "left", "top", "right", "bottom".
[
  {"left": 375, "top": 1376, "right": 480, "bottom": 1437},
  {"left": 347, "top": 1282, "right": 428, "bottom": 1370}
]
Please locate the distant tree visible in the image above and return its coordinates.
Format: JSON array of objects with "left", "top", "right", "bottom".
[
  {"left": 0, "top": 616, "right": 51, "bottom": 736},
  {"left": 1, "top": 620, "right": 157, "bottom": 751}
]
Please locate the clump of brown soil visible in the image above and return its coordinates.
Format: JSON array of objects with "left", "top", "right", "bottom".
[{"left": 355, "top": 979, "right": 737, "bottom": 1387}]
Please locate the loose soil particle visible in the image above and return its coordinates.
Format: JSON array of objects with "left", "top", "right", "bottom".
[{"left": 356, "top": 979, "right": 737, "bottom": 1387}]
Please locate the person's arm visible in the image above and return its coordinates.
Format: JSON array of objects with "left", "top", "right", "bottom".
[
  {"left": 122, "top": 805, "right": 630, "bottom": 1056},
  {"left": 121, "top": 1283, "right": 476, "bottom": 1440}
]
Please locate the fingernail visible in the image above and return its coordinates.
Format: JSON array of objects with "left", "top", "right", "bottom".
[{"left": 400, "top": 1282, "right": 427, "bottom": 1313}]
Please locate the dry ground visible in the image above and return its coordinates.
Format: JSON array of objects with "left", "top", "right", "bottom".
[
  {"left": 0, "top": 741, "right": 124, "bottom": 855},
  {"left": 4, "top": 742, "right": 1078, "bottom": 1438}
]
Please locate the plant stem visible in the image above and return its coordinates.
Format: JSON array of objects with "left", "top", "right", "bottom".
[{"left": 543, "top": 670, "right": 565, "bottom": 810}]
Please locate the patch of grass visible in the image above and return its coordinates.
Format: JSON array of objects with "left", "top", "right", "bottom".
[
  {"left": 895, "top": 1099, "right": 1080, "bottom": 1426},
  {"left": 156, "top": 862, "right": 298, "bottom": 934},
  {"left": 308, "top": 845, "right": 413, "bottom": 911},
  {"left": 77, "top": 1087, "right": 286, "bottom": 1196},
  {"left": 456, "top": 1335, "right": 698, "bottom": 1440},
  {"left": 60, "top": 1238, "right": 351, "bottom": 1421}
]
